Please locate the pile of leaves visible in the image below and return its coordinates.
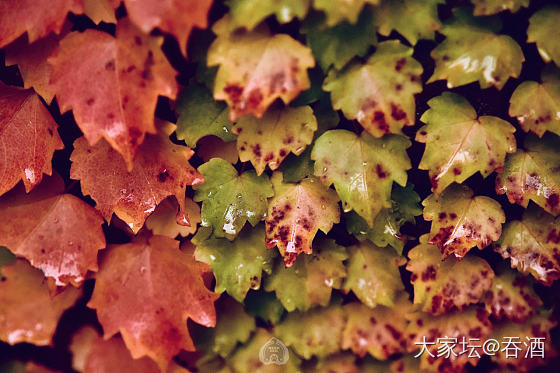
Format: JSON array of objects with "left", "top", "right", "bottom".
[{"left": 1, "top": 0, "right": 560, "bottom": 372}]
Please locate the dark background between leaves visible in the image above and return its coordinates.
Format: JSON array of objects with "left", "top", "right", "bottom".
[{"left": 1, "top": 0, "right": 559, "bottom": 371}]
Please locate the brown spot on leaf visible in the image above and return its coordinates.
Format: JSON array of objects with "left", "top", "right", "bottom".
[
  {"left": 390, "top": 103, "right": 406, "bottom": 121},
  {"left": 395, "top": 58, "right": 406, "bottom": 72},
  {"left": 375, "top": 164, "right": 388, "bottom": 178}
]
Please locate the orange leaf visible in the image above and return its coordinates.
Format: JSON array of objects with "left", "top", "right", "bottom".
[
  {"left": 88, "top": 234, "right": 218, "bottom": 369},
  {"left": 48, "top": 18, "right": 177, "bottom": 168}
]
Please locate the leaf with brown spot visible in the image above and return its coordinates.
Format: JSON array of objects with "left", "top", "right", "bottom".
[
  {"left": 423, "top": 183, "right": 505, "bottom": 259},
  {"left": 88, "top": 234, "right": 218, "bottom": 370},
  {"left": 417, "top": 92, "right": 516, "bottom": 193},
  {"left": 496, "top": 134, "right": 560, "bottom": 216},
  {"left": 70, "top": 124, "right": 202, "bottom": 233},
  {"left": 312, "top": 0, "right": 379, "bottom": 26},
  {"left": 323, "top": 41, "right": 422, "bottom": 137},
  {"left": 233, "top": 106, "right": 317, "bottom": 175},
  {"left": 494, "top": 204, "right": 560, "bottom": 286},
  {"left": 265, "top": 172, "right": 340, "bottom": 265},
  {"left": 265, "top": 240, "right": 347, "bottom": 312},
  {"left": 0, "top": 258, "right": 80, "bottom": 346},
  {"left": 145, "top": 197, "right": 201, "bottom": 238},
  {"left": 407, "top": 235, "right": 494, "bottom": 315},
  {"left": 48, "top": 18, "right": 177, "bottom": 168},
  {"left": 207, "top": 16, "right": 315, "bottom": 120}
]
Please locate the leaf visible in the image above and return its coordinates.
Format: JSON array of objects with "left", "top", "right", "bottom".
[
  {"left": 312, "top": 129, "right": 411, "bottom": 227},
  {"left": 265, "top": 173, "right": 340, "bottom": 265},
  {"left": 275, "top": 305, "right": 345, "bottom": 359},
  {"left": 342, "top": 242, "right": 406, "bottom": 308},
  {"left": 175, "top": 83, "right": 235, "bottom": 148},
  {"left": 245, "top": 291, "right": 285, "bottom": 324},
  {"left": 193, "top": 225, "right": 276, "bottom": 302},
  {"left": 509, "top": 67, "right": 560, "bottom": 137},
  {"left": 372, "top": 0, "right": 444, "bottom": 45},
  {"left": 346, "top": 183, "right": 421, "bottom": 255},
  {"left": 417, "top": 92, "right": 517, "bottom": 193},
  {"left": 88, "top": 234, "right": 218, "bottom": 370},
  {"left": 0, "top": 259, "right": 80, "bottom": 346},
  {"left": 428, "top": 7, "right": 524, "bottom": 89},
  {"left": 145, "top": 197, "right": 201, "bottom": 238},
  {"left": 312, "top": 0, "right": 379, "bottom": 26},
  {"left": 496, "top": 134, "right": 560, "bottom": 216},
  {"left": 0, "top": 0, "right": 82, "bottom": 48},
  {"left": 84, "top": 0, "right": 118, "bottom": 24},
  {"left": 227, "top": 0, "right": 310, "bottom": 31},
  {"left": 265, "top": 240, "right": 347, "bottom": 312},
  {"left": 312, "top": 353, "right": 359, "bottom": 373},
  {"left": 407, "top": 235, "right": 494, "bottom": 315},
  {"left": 493, "top": 204, "right": 560, "bottom": 286},
  {"left": 207, "top": 16, "right": 315, "bottom": 120},
  {"left": 342, "top": 294, "right": 412, "bottom": 360},
  {"left": 196, "top": 137, "right": 239, "bottom": 164},
  {"left": 278, "top": 147, "right": 314, "bottom": 183},
  {"left": 483, "top": 269, "right": 542, "bottom": 322},
  {"left": 423, "top": 183, "right": 505, "bottom": 259},
  {"left": 193, "top": 158, "right": 273, "bottom": 239},
  {"left": 323, "top": 41, "right": 422, "bottom": 137},
  {"left": 0, "top": 174, "right": 105, "bottom": 287},
  {"left": 48, "top": 18, "right": 177, "bottom": 168},
  {"left": 0, "top": 83, "right": 63, "bottom": 197},
  {"left": 233, "top": 106, "right": 317, "bottom": 175},
  {"left": 70, "top": 126, "right": 202, "bottom": 233},
  {"left": 472, "top": 0, "right": 529, "bottom": 15},
  {"left": 302, "top": 10, "right": 377, "bottom": 72},
  {"left": 123, "top": 0, "right": 213, "bottom": 55},
  {"left": 527, "top": 5, "right": 560, "bottom": 66}
]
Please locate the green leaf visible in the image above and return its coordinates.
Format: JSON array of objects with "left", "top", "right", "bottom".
[
  {"left": 312, "top": 129, "right": 411, "bottom": 227},
  {"left": 528, "top": 5, "right": 560, "bottom": 66},
  {"left": 472, "top": 0, "right": 529, "bottom": 15},
  {"left": 417, "top": 92, "right": 516, "bottom": 193},
  {"left": 209, "top": 299, "right": 256, "bottom": 358},
  {"left": 232, "top": 106, "right": 317, "bottom": 175},
  {"left": 245, "top": 290, "right": 285, "bottom": 324},
  {"left": 175, "top": 83, "right": 235, "bottom": 148},
  {"left": 227, "top": 0, "right": 310, "bottom": 31},
  {"left": 428, "top": 7, "right": 524, "bottom": 89},
  {"left": 279, "top": 147, "right": 315, "bottom": 184},
  {"left": 264, "top": 240, "right": 347, "bottom": 312},
  {"left": 323, "top": 41, "right": 422, "bottom": 137},
  {"left": 342, "top": 242, "right": 406, "bottom": 308},
  {"left": 194, "top": 158, "right": 274, "bottom": 239},
  {"left": 313, "top": 0, "right": 379, "bottom": 26},
  {"left": 423, "top": 183, "right": 505, "bottom": 259}
]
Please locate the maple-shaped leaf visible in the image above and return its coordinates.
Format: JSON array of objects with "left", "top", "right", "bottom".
[
  {"left": 372, "top": 0, "right": 444, "bottom": 45},
  {"left": 84, "top": 0, "right": 118, "bottom": 24},
  {"left": 423, "top": 184, "right": 505, "bottom": 259},
  {"left": 484, "top": 269, "right": 542, "bottom": 322},
  {"left": 0, "top": 83, "right": 63, "bottom": 197},
  {"left": 175, "top": 83, "right": 235, "bottom": 148},
  {"left": 302, "top": 10, "right": 377, "bottom": 72},
  {"left": 312, "top": 0, "right": 379, "bottom": 26},
  {"left": 70, "top": 124, "right": 202, "bottom": 233},
  {"left": 0, "top": 258, "right": 80, "bottom": 346},
  {"left": 233, "top": 106, "right": 317, "bottom": 175},
  {"left": 0, "top": 174, "right": 105, "bottom": 287},
  {"left": 193, "top": 158, "right": 273, "bottom": 239},
  {"left": 346, "top": 183, "right": 421, "bottom": 255},
  {"left": 407, "top": 307, "right": 492, "bottom": 372},
  {"left": 342, "top": 242, "right": 406, "bottom": 308},
  {"left": 88, "top": 234, "right": 218, "bottom": 370},
  {"left": 145, "top": 197, "right": 201, "bottom": 238},
  {"left": 227, "top": 0, "right": 310, "bottom": 31},
  {"left": 48, "top": 18, "right": 177, "bottom": 168},
  {"left": 472, "top": 0, "right": 529, "bottom": 15},
  {"left": 407, "top": 235, "right": 494, "bottom": 315},
  {"left": 528, "top": 5, "right": 560, "bottom": 66},
  {"left": 207, "top": 16, "right": 315, "bottom": 120},
  {"left": 265, "top": 173, "right": 340, "bottom": 265},
  {"left": 509, "top": 67, "right": 560, "bottom": 137},
  {"left": 496, "top": 135, "right": 560, "bottom": 216},
  {"left": 312, "top": 130, "right": 410, "bottom": 226},
  {"left": 276, "top": 305, "right": 345, "bottom": 359},
  {"left": 0, "top": 0, "right": 82, "bottom": 48},
  {"left": 193, "top": 225, "right": 276, "bottom": 302},
  {"left": 417, "top": 92, "right": 516, "bottom": 193},
  {"left": 196, "top": 137, "right": 239, "bottom": 165},
  {"left": 428, "top": 7, "right": 524, "bottom": 89},
  {"left": 494, "top": 204, "right": 560, "bottom": 286},
  {"left": 324, "top": 41, "right": 422, "bottom": 137},
  {"left": 342, "top": 293, "right": 412, "bottom": 360},
  {"left": 265, "top": 240, "right": 347, "bottom": 312}
]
